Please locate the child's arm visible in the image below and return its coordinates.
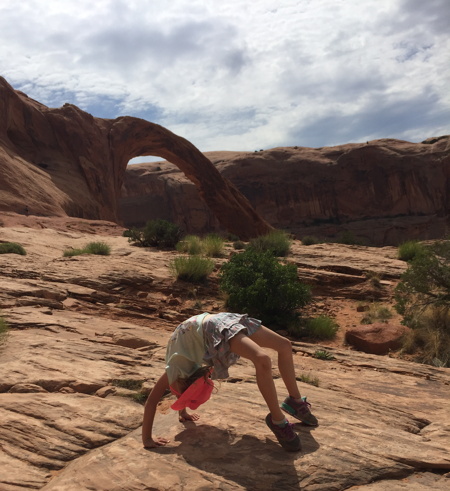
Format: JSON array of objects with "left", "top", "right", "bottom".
[{"left": 142, "top": 371, "right": 171, "bottom": 448}]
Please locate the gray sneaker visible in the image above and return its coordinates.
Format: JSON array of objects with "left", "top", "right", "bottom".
[
  {"left": 281, "top": 396, "right": 318, "bottom": 426},
  {"left": 265, "top": 414, "right": 301, "bottom": 452}
]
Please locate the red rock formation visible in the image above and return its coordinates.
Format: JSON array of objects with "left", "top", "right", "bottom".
[
  {"left": 121, "top": 139, "right": 450, "bottom": 245},
  {"left": 345, "top": 323, "right": 409, "bottom": 355},
  {"left": 0, "top": 77, "right": 271, "bottom": 239}
]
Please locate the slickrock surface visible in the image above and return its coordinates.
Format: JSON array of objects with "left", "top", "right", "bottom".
[
  {"left": 120, "top": 137, "right": 450, "bottom": 245},
  {"left": 0, "top": 76, "right": 271, "bottom": 239},
  {"left": 1, "top": 217, "right": 449, "bottom": 490}
]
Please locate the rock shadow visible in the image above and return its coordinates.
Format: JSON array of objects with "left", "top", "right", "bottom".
[{"left": 150, "top": 422, "right": 320, "bottom": 490}]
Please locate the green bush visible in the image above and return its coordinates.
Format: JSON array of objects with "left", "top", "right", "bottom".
[
  {"left": 233, "top": 240, "right": 246, "bottom": 250},
  {"left": 0, "top": 242, "right": 26, "bottom": 255},
  {"left": 395, "top": 240, "right": 450, "bottom": 366},
  {"left": 336, "top": 231, "right": 363, "bottom": 245},
  {"left": 303, "top": 315, "right": 339, "bottom": 340},
  {"left": 248, "top": 230, "right": 292, "bottom": 257},
  {"left": 202, "top": 234, "right": 225, "bottom": 257},
  {"left": 400, "top": 306, "right": 450, "bottom": 367},
  {"left": 176, "top": 235, "right": 203, "bottom": 255},
  {"left": 397, "top": 240, "right": 426, "bottom": 262},
  {"left": 128, "top": 219, "right": 181, "bottom": 249},
  {"left": 313, "top": 349, "right": 335, "bottom": 360},
  {"left": 84, "top": 241, "right": 111, "bottom": 255},
  {"left": 361, "top": 304, "right": 393, "bottom": 324},
  {"left": 63, "top": 242, "right": 111, "bottom": 257},
  {"left": 219, "top": 249, "right": 311, "bottom": 327},
  {"left": 301, "top": 236, "right": 320, "bottom": 246},
  {"left": 0, "top": 316, "right": 8, "bottom": 346},
  {"left": 170, "top": 255, "right": 215, "bottom": 283}
]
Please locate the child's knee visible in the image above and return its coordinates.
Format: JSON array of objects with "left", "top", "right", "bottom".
[
  {"left": 253, "top": 352, "right": 272, "bottom": 372},
  {"left": 280, "top": 336, "right": 293, "bottom": 353}
]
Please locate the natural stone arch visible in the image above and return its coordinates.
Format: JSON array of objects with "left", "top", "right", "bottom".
[
  {"left": 0, "top": 76, "right": 272, "bottom": 239},
  {"left": 109, "top": 116, "right": 272, "bottom": 239}
]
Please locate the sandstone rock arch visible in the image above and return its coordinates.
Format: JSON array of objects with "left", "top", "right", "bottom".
[{"left": 0, "top": 76, "right": 271, "bottom": 239}]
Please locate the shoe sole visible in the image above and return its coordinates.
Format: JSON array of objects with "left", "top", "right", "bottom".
[{"left": 281, "top": 402, "right": 318, "bottom": 426}]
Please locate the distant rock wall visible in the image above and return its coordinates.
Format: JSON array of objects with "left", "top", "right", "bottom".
[
  {"left": 120, "top": 138, "right": 450, "bottom": 245},
  {"left": 0, "top": 77, "right": 271, "bottom": 239}
]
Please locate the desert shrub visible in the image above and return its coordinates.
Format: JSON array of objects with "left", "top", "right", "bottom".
[
  {"left": 143, "top": 219, "right": 181, "bottom": 248},
  {"left": 233, "top": 240, "right": 246, "bottom": 250},
  {"left": 365, "top": 270, "right": 382, "bottom": 288},
  {"left": 176, "top": 235, "right": 203, "bottom": 255},
  {"left": 219, "top": 249, "right": 311, "bottom": 327},
  {"left": 248, "top": 229, "right": 292, "bottom": 257},
  {"left": 336, "top": 231, "right": 363, "bottom": 245},
  {"left": 297, "top": 373, "right": 319, "bottom": 387},
  {"left": 303, "top": 315, "right": 339, "bottom": 340},
  {"left": 313, "top": 349, "right": 335, "bottom": 360},
  {"left": 170, "top": 256, "right": 215, "bottom": 283},
  {"left": 128, "top": 219, "right": 181, "bottom": 249},
  {"left": 176, "top": 234, "right": 225, "bottom": 257},
  {"left": 399, "top": 306, "right": 450, "bottom": 367},
  {"left": 395, "top": 240, "right": 450, "bottom": 366},
  {"left": 397, "top": 240, "right": 426, "bottom": 262},
  {"left": 0, "top": 315, "right": 8, "bottom": 346},
  {"left": 202, "top": 234, "right": 225, "bottom": 257},
  {"left": 361, "top": 303, "right": 393, "bottom": 324},
  {"left": 63, "top": 242, "right": 111, "bottom": 257},
  {"left": 122, "top": 229, "right": 133, "bottom": 238},
  {"left": 0, "top": 242, "right": 26, "bottom": 255},
  {"left": 84, "top": 241, "right": 111, "bottom": 255},
  {"left": 301, "top": 236, "right": 320, "bottom": 246}
]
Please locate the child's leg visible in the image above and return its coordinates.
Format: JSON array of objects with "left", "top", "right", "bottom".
[
  {"left": 248, "top": 325, "right": 301, "bottom": 399},
  {"left": 229, "top": 332, "right": 285, "bottom": 421}
]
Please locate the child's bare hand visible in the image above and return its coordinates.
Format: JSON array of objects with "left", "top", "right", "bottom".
[
  {"left": 143, "top": 436, "right": 170, "bottom": 448},
  {"left": 179, "top": 410, "right": 200, "bottom": 422}
]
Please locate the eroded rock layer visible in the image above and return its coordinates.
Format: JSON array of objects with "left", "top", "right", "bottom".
[{"left": 120, "top": 139, "right": 450, "bottom": 245}]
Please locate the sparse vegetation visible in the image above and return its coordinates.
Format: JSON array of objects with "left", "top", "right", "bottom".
[
  {"left": 336, "top": 231, "right": 363, "bottom": 245},
  {"left": 233, "top": 240, "right": 246, "bottom": 250},
  {"left": 176, "top": 234, "right": 225, "bottom": 257},
  {"left": 313, "top": 349, "right": 336, "bottom": 360},
  {"left": 63, "top": 241, "right": 111, "bottom": 257},
  {"left": 397, "top": 240, "right": 426, "bottom": 262},
  {"left": 219, "top": 249, "right": 311, "bottom": 327},
  {"left": 202, "top": 234, "right": 225, "bottom": 257},
  {"left": 111, "top": 379, "right": 143, "bottom": 390},
  {"left": 0, "top": 315, "right": 9, "bottom": 347},
  {"left": 176, "top": 235, "right": 203, "bottom": 255},
  {"left": 301, "top": 236, "right": 320, "bottom": 246},
  {"left": 170, "top": 255, "right": 215, "bottom": 283},
  {"left": 395, "top": 239, "right": 450, "bottom": 366},
  {"left": 0, "top": 242, "right": 26, "bottom": 255},
  {"left": 302, "top": 315, "right": 339, "bottom": 340},
  {"left": 247, "top": 229, "right": 292, "bottom": 257},
  {"left": 127, "top": 219, "right": 182, "bottom": 249},
  {"left": 361, "top": 303, "right": 393, "bottom": 324},
  {"left": 297, "top": 373, "right": 319, "bottom": 387},
  {"left": 111, "top": 379, "right": 147, "bottom": 404}
]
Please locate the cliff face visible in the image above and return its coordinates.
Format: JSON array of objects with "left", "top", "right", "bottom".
[
  {"left": 0, "top": 77, "right": 271, "bottom": 239},
  {"left": 120, "top": 139, "right": 450, "bottom": 245}
]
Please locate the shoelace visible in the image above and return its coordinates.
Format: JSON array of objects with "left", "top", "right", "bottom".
[
  {"left": 275, "top": 422, "right": 296, "bottom": 440},
  {"left": 294, "top": 398, "right": 311, "bottom": 413}
]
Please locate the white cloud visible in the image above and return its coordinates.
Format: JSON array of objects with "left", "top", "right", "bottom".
[{"left": 0, "top": 0, "right": 449, "bottom": 156}]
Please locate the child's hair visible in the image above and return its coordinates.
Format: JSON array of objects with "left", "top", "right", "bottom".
[{"left": 176, "top": 365, "right": 213, "bottom": 395}]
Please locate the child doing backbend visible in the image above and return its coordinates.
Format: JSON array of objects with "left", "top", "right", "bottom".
[{"left": 142, "top": 312, "right": 318, "bottom": 452}]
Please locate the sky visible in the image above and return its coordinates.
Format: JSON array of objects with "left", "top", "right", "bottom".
[{"left": 1, "top": 0, "right": 449, "bottom": 164}]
